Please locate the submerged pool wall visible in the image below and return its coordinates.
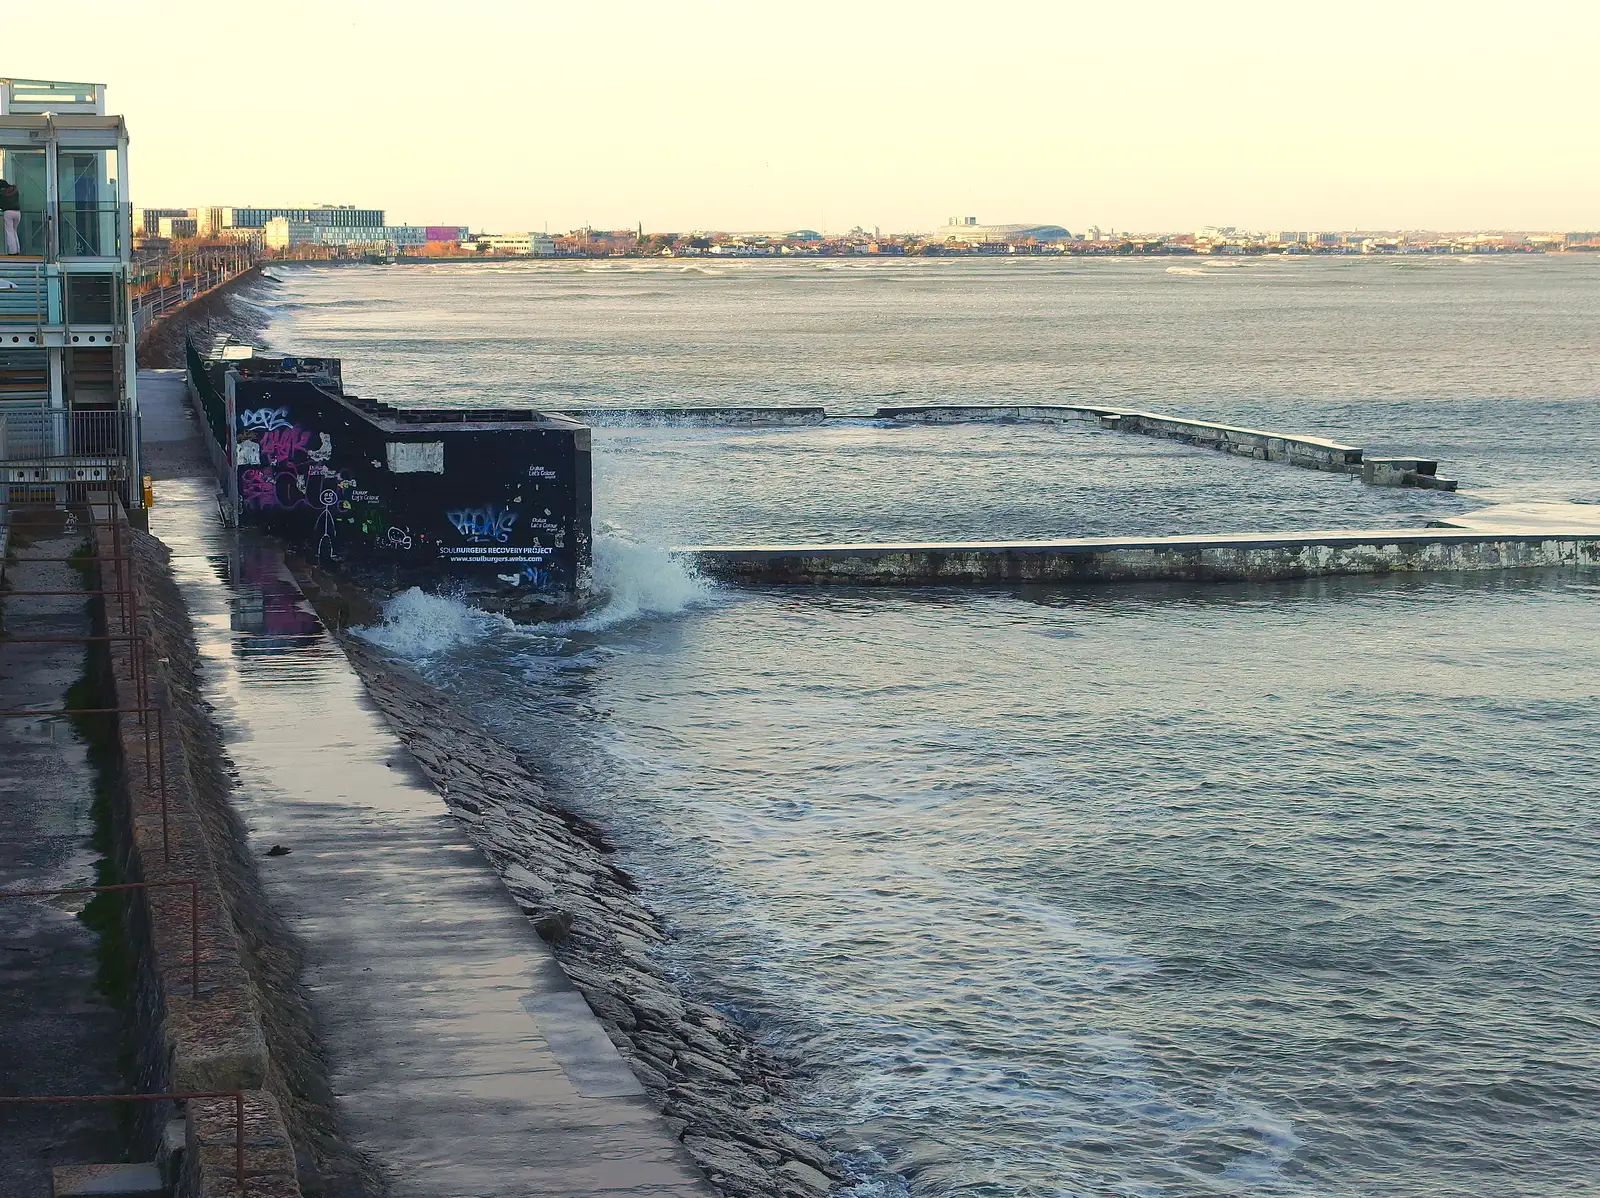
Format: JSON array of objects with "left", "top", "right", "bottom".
[{"left": 187, "top": 342, "right": 592, "bottom": 601}]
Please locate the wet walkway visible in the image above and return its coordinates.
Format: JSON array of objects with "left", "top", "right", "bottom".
[
  {"left": 0, "top": 519, "right": 128, "bottom": 1196},
  {"left": 139, "top": 370, "right": 709, "bottom": 1196}
]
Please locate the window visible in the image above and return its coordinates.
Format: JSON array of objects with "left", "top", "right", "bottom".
[{"left": 66, "top": 274, "right": 116, "bottom": 324}]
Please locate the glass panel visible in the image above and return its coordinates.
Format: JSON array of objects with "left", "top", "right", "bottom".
[
  {"left": 1, "top": 149, "right": 48, "bottom": 256},
  {"left": 57, "top": 150, "right": 122, "bottom": 257}
]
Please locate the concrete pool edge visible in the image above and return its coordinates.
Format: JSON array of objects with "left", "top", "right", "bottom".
[{"left": 680, "top": 527, "right": 1600, "bottom": 585}]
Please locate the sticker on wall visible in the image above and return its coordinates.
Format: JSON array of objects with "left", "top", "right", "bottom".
[{"left": 386, "top": 441, "right": 445, "bottom": 473}]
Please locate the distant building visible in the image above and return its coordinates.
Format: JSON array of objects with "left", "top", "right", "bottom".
[
  {"left": 157, "top": 216, "right": 198, "bottom": 239},
  {"left": 261, "top": 217, "right": 317, "bottom": 249},
  {"left": 134, "top": 206, "right": 191, "bottom": 236},
  {"left": 471, "top": 232, "right": 557, "bottom": 256},
  {"left": 933, "top": 218, "right": 1072, "bottom": 244}
]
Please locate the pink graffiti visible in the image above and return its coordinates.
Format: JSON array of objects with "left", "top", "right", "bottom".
[
  {"left": 240, "top": 468, "right": 277, "bottom": 508},
  {"left": 260, "top": 426, "right": 312, "bottom": 465},
  {"left": 240, "top": 467, "right": 307, "bottom": 510}
]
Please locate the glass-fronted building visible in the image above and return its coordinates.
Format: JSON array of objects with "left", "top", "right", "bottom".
[
  {"left": 1, "top": 78, "right": 141, "bottom": 510},
  {"left": 226, "top": 206, "right": 386, "bottom": 230}
]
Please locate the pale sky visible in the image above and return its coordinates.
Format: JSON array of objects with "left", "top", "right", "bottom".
[{"left": 8, "top": 0, "right": 1599, "bottom": 234}]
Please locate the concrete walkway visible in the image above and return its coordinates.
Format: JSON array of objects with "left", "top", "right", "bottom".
[{"left": 139, "top": 369, "right": 710, "bottom": 1196}]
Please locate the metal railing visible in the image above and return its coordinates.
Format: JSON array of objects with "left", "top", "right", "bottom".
[
  {"left": 0, "top": 404, "right": 134, "bottom": 464},
  {"left": 0, "top": 1091, "right": 246, "bottom": 1191},
  {"left": 0, "top": 499, "right": 247, "bottom": 1185},
  {"left": 0, "top": 257, "right": 49, "bottom": 325},
  {"left": 0, "top": 880, "right": 201, "bottom": 996},
  {"left": 58, "top": 201, "right": 126, "bottom": 259}
]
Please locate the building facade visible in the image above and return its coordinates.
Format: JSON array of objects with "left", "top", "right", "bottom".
[{"left": 0, "top": 78, "right": 141, "bottom": 510}]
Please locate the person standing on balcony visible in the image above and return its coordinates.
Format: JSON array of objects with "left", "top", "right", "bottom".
[{"left": 0, "top": 177, "right": 22, "bottom": 254}]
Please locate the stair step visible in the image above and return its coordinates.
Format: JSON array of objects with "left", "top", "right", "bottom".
[{"left": 50, "top": 1163, "right": 166, "bottom": 1197}]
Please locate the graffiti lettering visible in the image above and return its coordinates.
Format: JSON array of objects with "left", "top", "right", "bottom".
[
  {"left": 497, "top": 564, "right": 551, "bottom": 590},
  {"left": 240, "top": 407, "right": 292, "bottom": 432},
  {"left": 240, "top": 467, "right": 308, "bottom": 510},
  {"left": 307, "top": 432, "right": 334, "bottom": 464},
  {"left": 446, "top": 505, "right": 518, "bottom": 543},
  {"left": 260, "top": 426, "right": 312, "bottom": 465}
]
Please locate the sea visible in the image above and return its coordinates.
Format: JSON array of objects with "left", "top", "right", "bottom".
[{"left": 251, "top": 255, "right": 1600, "bottom": 1198}]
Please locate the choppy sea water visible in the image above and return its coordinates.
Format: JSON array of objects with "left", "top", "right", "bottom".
[{"left": 260, "top": 258, "right": 1600, "bottom": 1197}]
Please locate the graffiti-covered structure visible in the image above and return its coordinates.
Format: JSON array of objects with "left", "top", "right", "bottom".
[{"left": 186, "top": 338, "right": 591, "bottom": 607}]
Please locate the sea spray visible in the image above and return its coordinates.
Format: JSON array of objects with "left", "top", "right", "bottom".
[
  {"left": 352, "top": 586, "right": 521, "bottom": 658},
  {"left": 572, "top": 524, "right": 716, "bottom": 631},
  {"left": 353, "top": 527, "right": 716, "bottom": 659}
]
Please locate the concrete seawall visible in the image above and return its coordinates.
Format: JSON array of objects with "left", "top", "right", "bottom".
[
  {"left": 873, "top": 404, "right": 1455, "bottom": 485},
  {"left": 684, "top": 529, "right": 1600, "bottom": 586},
  {"left": 554, "top": 406, "right": 828, "bottom": 427},
  {"left": 547, "top": 401, "right": 1456, "bottom": 488}
]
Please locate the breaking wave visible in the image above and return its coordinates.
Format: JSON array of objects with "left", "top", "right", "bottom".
[
  {"left": 570, "top": 526, "right": 717, "bottom": 631},
  {"left": 352, "top": 528, "right": 714, "bottom": 659},
  {"left": 352, "top": 587, "right": 519, "bottom": 658}
]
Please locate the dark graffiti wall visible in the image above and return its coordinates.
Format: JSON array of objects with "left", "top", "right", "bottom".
[{"left": 229, "top": 377, "right": 591, "bottom": 598}]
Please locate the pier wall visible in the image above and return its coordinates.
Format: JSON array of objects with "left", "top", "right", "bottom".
[
  {"left": 555, "top": 406, "right": 828, "bottom": 427},
  {"left": 874, "top": 404, "right": 1390, "bottom": 477},
  {"left": 687, "top": 530, "right": 1600, "bottom": 586},
  {"left": 184, "top": 341, "right": 593, "bottom": 606}
]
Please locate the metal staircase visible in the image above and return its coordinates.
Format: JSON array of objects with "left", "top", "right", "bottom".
[{"left": 0, "top": 259, "right": 54, "bottom": 329}]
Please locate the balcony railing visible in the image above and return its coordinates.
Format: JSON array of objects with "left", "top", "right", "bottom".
[
  {"left": 58, "top": 202, "right": 125, "bottom": 259},
  {"left": 0, "top": 260, "right": 49, "bottom": 325},
  {"left": 0, "top": 404, "right": 134, "bottom": 466}
]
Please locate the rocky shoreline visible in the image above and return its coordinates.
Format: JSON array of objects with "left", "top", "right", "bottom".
[{"left": 291, "top": 566, "right": 844, "bottom": 1198}]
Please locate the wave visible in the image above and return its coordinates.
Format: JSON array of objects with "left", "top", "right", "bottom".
[
  {"left": 352, "top": 586, "right": 520, "bottom": 657},
  {"left": 352, "top": 528, "right": 716, "bottom": 659},
  {"left": 573, "top": 527, "right": 717, "bottom": 630}
]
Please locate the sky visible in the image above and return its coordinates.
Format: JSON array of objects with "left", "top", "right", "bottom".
[{"left": 7, "top": 0, "right": 1599, "bottom": 235}]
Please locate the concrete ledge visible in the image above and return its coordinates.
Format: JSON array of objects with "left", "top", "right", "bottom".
[
  {"left": 875, "top": 403, "right": 1367, "bottom": 473},
  {"left": 1363, "top": 457, "right": 1458, "bottom": 490},
  {"left": 684, "top": 528, "right": 1600, "bottom": 585},
  {"left": 553, "top": 406, "right": 828, "bottom": 426}
]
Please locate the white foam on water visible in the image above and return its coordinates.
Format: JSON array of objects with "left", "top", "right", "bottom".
[
  {"left": 351, "top": 527, "right": 715, "bottom": 659},
  {"left": 352, "top": 586, "right": 520, "bottom": 658},
  {"left": 564, "top": 527, "right": 717, "bottom": 632}
]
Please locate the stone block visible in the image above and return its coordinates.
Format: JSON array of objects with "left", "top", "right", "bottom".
[{"left": 50, "top": 1163, "right": 165, "bottom": 1198}]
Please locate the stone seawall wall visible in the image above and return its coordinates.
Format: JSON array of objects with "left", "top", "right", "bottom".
[
  {"left": 554, "top": 407, "right": 829, "bottom": 427},
  {"left": 689, "top": 532, "right": 1600, "bottom": 585},
  {"left": 91, "top": 509, "right": 312, "bottom": 1196}
]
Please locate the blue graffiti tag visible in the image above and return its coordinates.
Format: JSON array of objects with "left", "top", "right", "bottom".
[
  {"left": 239, "top": 407, "right": 293, "bottom": 432},
  {"left": 446, "top": 505, "right": 519, "bottom": 543}
]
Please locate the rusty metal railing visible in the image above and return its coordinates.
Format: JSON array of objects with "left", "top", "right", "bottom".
[
  {"left": 0, "top": 499, "right": 233, "bottom": 1183},
  {"left": 0, "top": 879, "right": 202, "bottom": 997},
  {"left": 0, "top": 1090, "right": 246, "bottom": 1191},
  {"left": 0, "top": 705, "right": 170, "bottom": 858}
]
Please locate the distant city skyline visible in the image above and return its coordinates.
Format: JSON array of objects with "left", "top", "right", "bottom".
[{"left": 10, "top": 0, "right": 1598, "bottom": 233}]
